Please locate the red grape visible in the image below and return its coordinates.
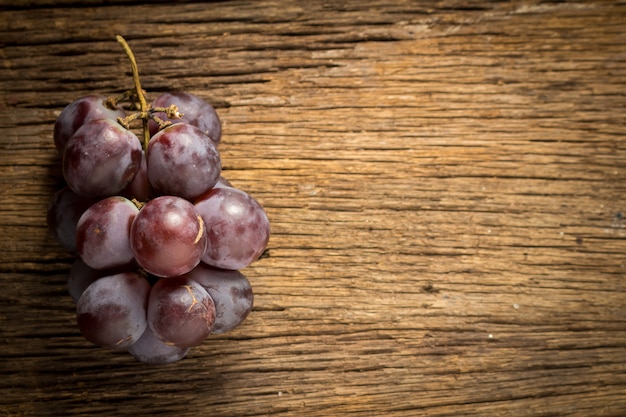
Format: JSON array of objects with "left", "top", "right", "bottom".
[
  {"left": 195, "top": 187, "right": 270, "bottom": 270},
  {"left": 147, "top": 276, "right": 216, "bottom": 348},
  {"left": 148, "top": 92, "right": 221, "bottom": 145},
  {"left": 128, "top": 326, "right": 190, "bottom": 365},
  {"left": 54, "top": 95, "right": 125, "bottom": 154},
  {"left": 130, "top": 196, "right": 207, "bottom": 277},
  {"left": 147, "top": 123, "right": 221, "bottom": 200},
  {"left": 76, "top": 196, "right": 139, "bottom": 270},
  {"left": 76, "top": 272, "right": 150, "bottom": 349},
  {"left": 187, "top": 263, "right": 253, "bottom": 334},
  {"left": 63, "top": 119, "right": 142, "bottom": 198}
]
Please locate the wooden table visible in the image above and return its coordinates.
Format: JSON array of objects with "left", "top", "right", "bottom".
[{"left": 2, "top": 1, "right": 626, "bottom": 415}]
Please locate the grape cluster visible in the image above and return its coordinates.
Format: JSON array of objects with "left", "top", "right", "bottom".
[{"left": 47, "top": 37, "right": 270, "bottom": 365}]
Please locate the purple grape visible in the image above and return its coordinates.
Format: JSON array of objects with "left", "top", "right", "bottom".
[
  {"left": 63, "top": 119, "right": 142, "bottom": 198},
  {"left": 148, "top": 92, "right": 221, "bottom": 145},
  {"left": 147, "top": 276, "right": 216, "bottom": 348},
  {"left": 121, "top": 150, "right": 149, "bottom": 202},
  {"left": 187, "top": 263, "right": 253, "bottom": 334},
  {"left": 128, "top": 325, "right": 189, "bottom": 365},
  {"left": 194, "top": 187, "right": 270, "bottom": 270},
  {"left": 54, "top": 95, "right": 126, "bottom": 154},
  {"left": 76, "top": 196, "right": 139, "bottom": 270},
  {"left": 76, "top": 272, "right": 150, "bottom": 349},
  {"left": 47, "top": 186, "right": 98, "bottom": 252},
  {"left": 130, "top": 196, "right": 207, "bottom": 278},
  {"left": 147, "top": 123, "right": 221, "bottom": 200}
]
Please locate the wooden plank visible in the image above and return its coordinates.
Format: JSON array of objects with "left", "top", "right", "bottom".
[{"left": 1, "top": 1, "right": 626, "bottom": 416}]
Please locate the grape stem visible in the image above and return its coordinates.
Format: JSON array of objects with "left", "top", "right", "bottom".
[{"left": 116, "top": 35, "right": 150, "bottom": 152}]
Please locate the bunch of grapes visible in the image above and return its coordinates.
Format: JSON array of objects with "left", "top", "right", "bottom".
[{"left": 47, "top": 36, "right": 270, "bottom": 365}]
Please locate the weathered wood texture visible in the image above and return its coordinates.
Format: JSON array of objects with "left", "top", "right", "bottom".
[{"left": 1, "top": 1, "right": 626, "bottom": 416}]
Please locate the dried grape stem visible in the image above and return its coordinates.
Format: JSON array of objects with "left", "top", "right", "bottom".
[{"left": 116, "top": 35, "right": 150, "bottom": 152}]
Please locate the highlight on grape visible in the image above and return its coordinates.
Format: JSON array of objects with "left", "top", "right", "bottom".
[{"left": 47, "top": 35, "right": 270, "bottom": 365}]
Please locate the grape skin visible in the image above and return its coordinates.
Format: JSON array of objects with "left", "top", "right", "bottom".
[
  {"left": 147, "top": 123, "right": 221, "bottom": 200},
  {"left": 76, "top": 272, "right": 150, "bottom": 349},
  {"left": 130, "top": 196, "right": 207, "bottom": 278},
  {"left": 148, "top": 92, "right": 222, "bottom": 145},
  {"left": 195, "top": 187, "right": 270, "bottom": 270},
  {"left": 54, "top": 95, "right": 126, "bottom": 155},
  {"left": 147, "top": 276, "right": 216, "bottom": 348},
  {"left": 63, "top": 119, "right": 142, "bottom": 198},
  {"left": 128, "top": 325, "right": 189, "bottom": 365},
  {"left": 187, "top": 263, "right": 253, "bottom": 334},
  {"left": 121, "top": 150, "right": 149, "bottom": 202},
  {"left": 76, "top": 196, "right": 139, "bottom": 270},
  {"left": 47, "top": 187, "right": 98, "bottom": 252}
]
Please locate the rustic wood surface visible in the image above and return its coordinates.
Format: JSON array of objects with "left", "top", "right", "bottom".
[{"left": 1, "top": 1, "right": 626, "bottom": 416}]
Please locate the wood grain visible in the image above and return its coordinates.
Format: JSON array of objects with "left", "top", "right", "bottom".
[{"left": 1, "top": 1, "right": 626, "bottom": 416}]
